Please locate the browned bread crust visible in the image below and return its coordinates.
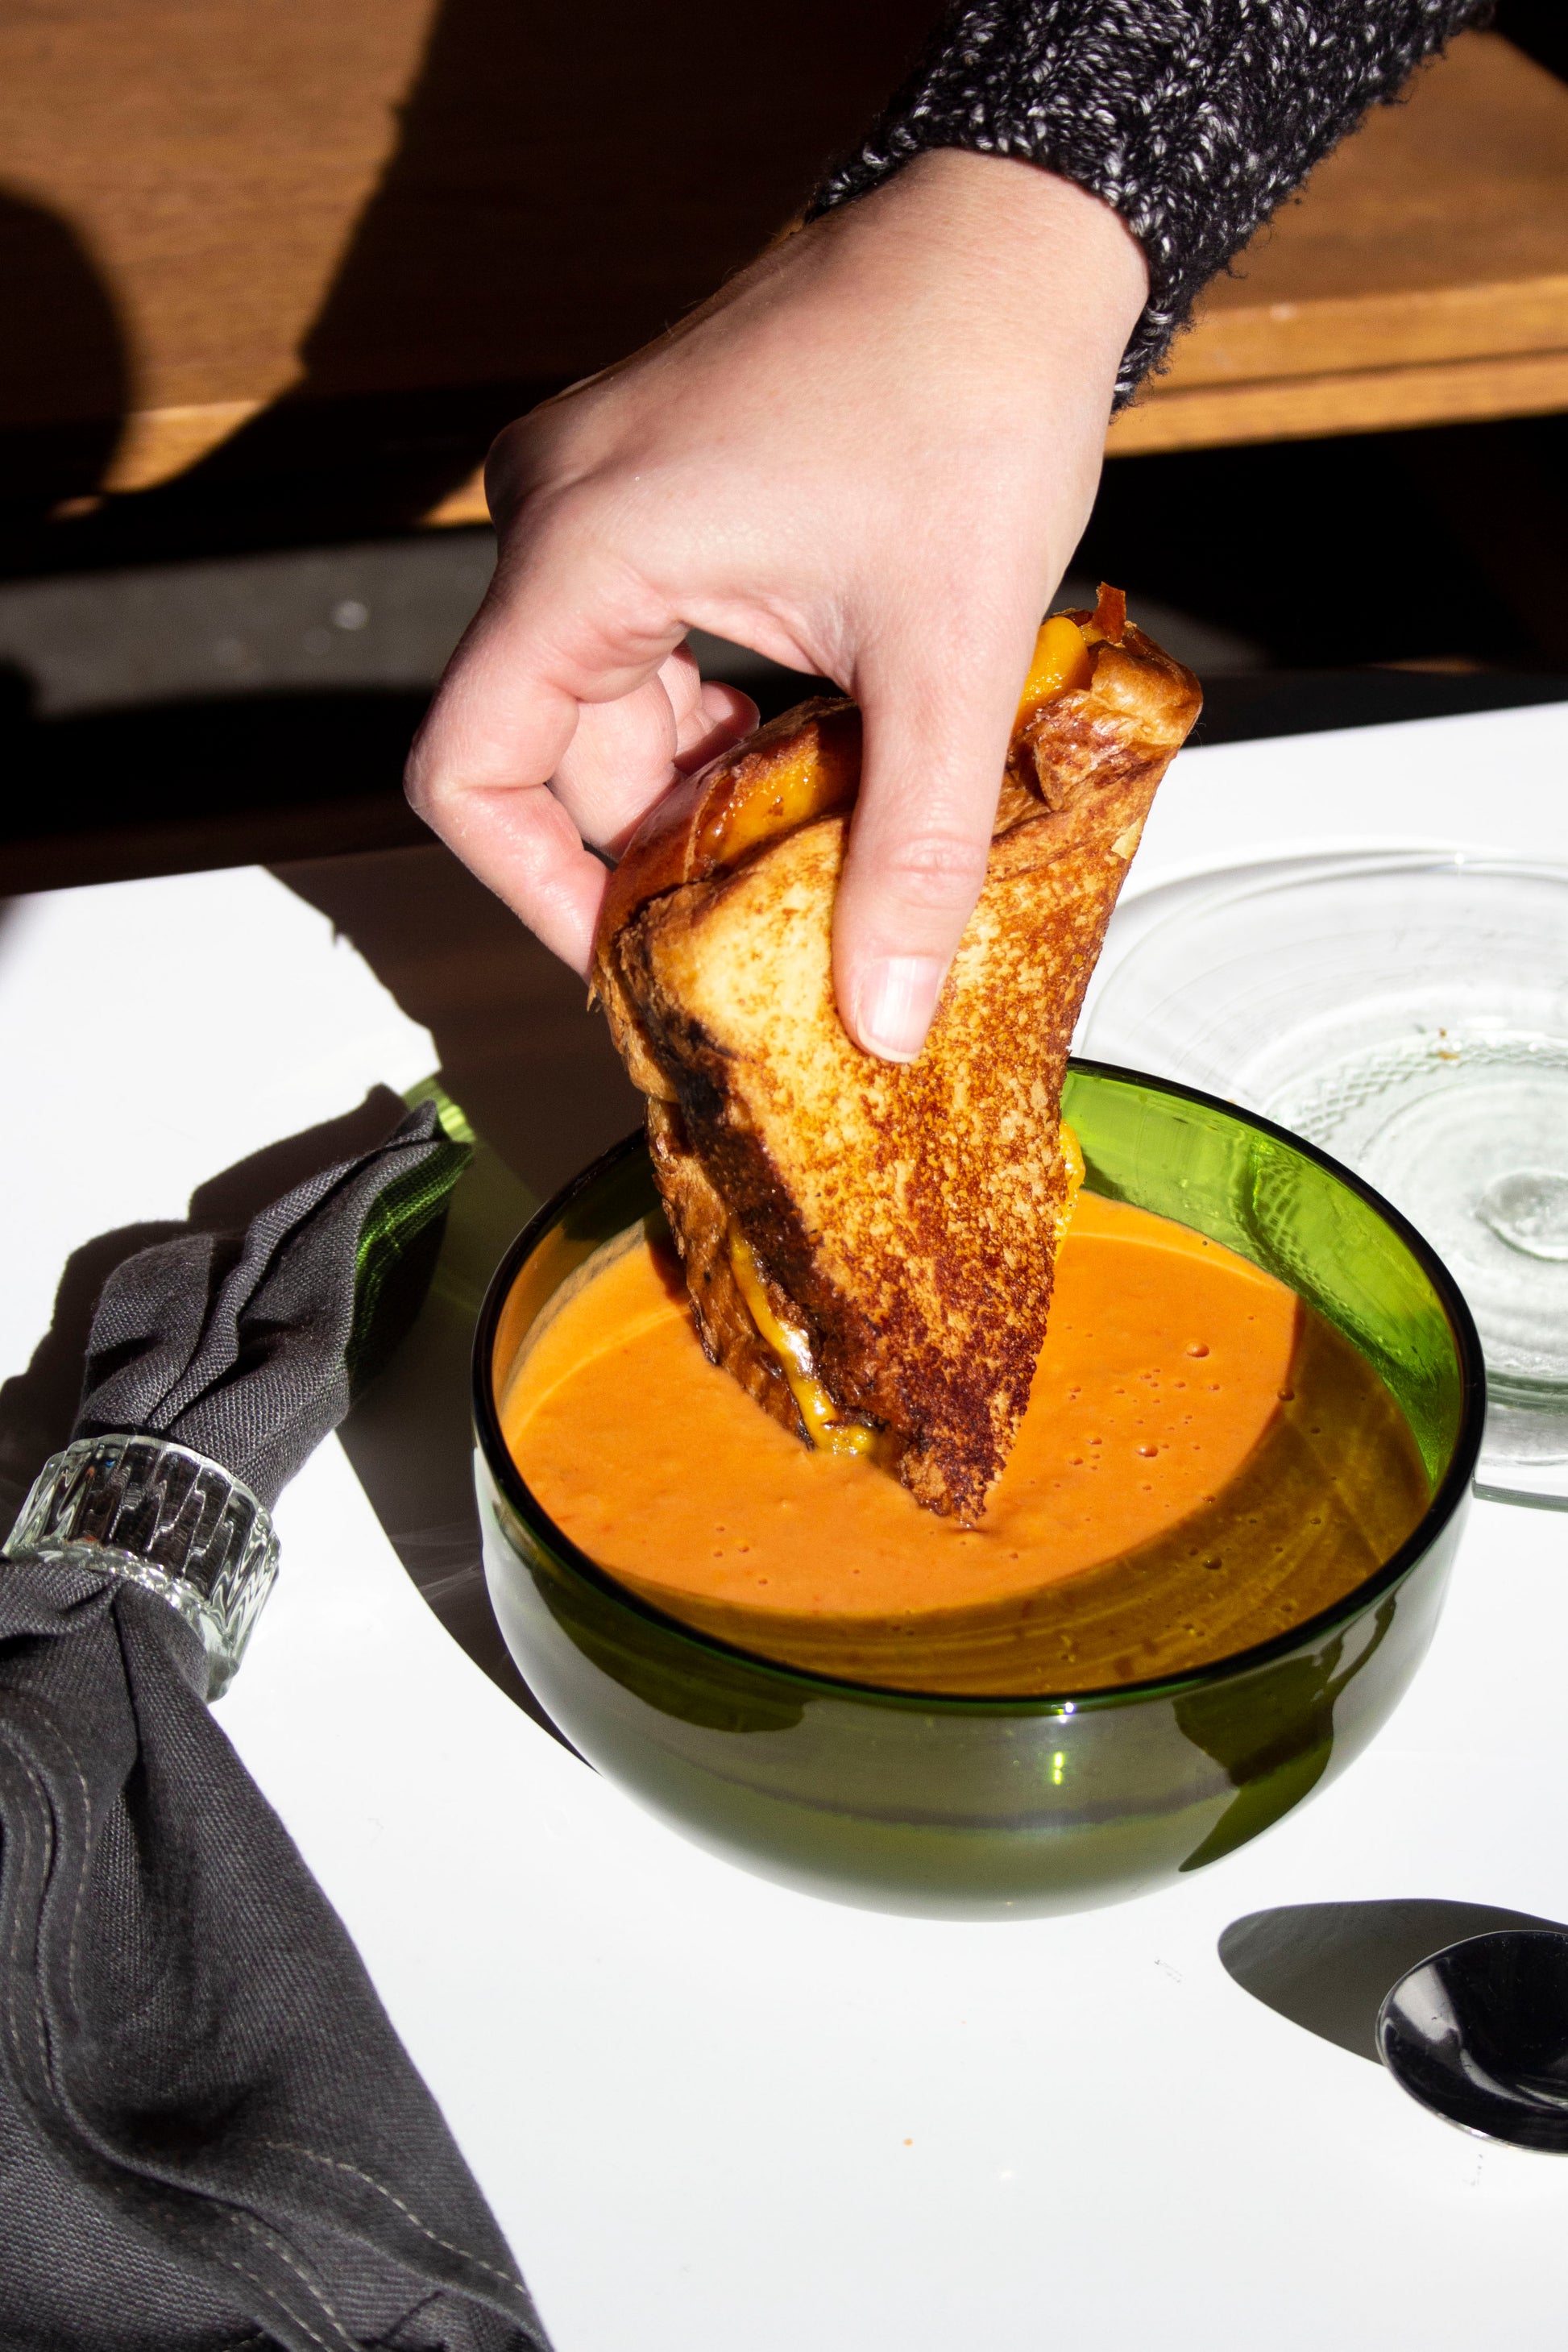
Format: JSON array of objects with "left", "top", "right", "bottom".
[{"left": 591, "top": 598, "right": 1201, "bottom": 1520}]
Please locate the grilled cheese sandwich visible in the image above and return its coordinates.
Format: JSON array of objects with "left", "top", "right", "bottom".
[{"left": 591, "top": 586, "right": 1201, "bottom": 1520}]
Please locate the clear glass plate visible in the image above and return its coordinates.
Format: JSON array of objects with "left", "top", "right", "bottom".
[{"left": 1082, "top": 856, "right": 1568, "bottom": 1506}]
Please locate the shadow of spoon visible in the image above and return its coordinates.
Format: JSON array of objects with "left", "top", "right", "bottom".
[
  {"left": 1220, "top": 1899, "right": 1567, "bottom": 2062},
  {"left": 1222, "top": 1900, "right": 1568, "bottom": 2151}
]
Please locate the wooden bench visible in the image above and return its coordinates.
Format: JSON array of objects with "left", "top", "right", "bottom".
[
  {"left": 1112, "top": 30, "right": 1568, "bottom": 455},
  {"left": 2, "top": 13, "right": 1565, "bottom": 532}
]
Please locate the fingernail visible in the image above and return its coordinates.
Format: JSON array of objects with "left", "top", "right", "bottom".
[{"left": 852, "top": 956, "right": 948, "bottom": 1062}]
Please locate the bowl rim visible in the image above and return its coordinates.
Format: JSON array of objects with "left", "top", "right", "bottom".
[{"left": 472, "top": 1056, "right": 1487, "bottom": 1715}]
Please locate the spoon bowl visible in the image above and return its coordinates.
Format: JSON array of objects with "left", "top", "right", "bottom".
[{"left": 1378, "top": 1929, "right": 1568, "bottom": 2150}]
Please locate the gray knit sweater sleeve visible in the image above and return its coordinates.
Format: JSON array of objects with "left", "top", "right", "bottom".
[{"left": 810, "top": 0, "right": 1489, "bottom": 400}]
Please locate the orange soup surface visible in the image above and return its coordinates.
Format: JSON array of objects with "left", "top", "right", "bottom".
[{"left": 501, "top": 1193, "right": 1429, "bottom": 1694}]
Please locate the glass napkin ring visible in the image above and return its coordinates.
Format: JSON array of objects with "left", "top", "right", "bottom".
[{"left": 3, "top": 1435, "right": 278, "bottom": 1700}]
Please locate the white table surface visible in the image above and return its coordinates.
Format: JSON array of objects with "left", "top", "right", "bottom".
[{"left": 4, "top": 699, "right": 1568, "bottom": 2352}]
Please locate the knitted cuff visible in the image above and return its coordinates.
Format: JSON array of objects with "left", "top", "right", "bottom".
[{"left": 809, "top": 0, "right": 1488, "bottom": 404}]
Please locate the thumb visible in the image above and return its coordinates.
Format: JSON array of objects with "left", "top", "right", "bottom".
[{"left": 832, "top": 620, "right": 1034, "bottom": 1060}]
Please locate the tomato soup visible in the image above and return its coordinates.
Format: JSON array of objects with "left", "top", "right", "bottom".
[{"left": 500, "top": 1193, "right": 1430, "bottom": 1694}]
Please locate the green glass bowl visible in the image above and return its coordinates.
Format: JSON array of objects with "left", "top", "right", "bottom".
[{"left": 473, "top": 1061, "right": 1484, "bottom": 1919}]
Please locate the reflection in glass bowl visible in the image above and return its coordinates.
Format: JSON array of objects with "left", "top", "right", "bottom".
[{"left": 1082, "top": 857, "right": 1568, "bottom": 1503}]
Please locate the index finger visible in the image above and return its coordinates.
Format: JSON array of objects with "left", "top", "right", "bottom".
[{"left": 405, "top": 504, "right": 687, "bottom": 969}]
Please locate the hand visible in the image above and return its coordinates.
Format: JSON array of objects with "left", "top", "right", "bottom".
[{"left": 406, "top": 149, "right": 1147, "bottom": 1058}]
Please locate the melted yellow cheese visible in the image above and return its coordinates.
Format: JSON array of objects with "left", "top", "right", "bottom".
[
  {"left": 1059, "top": 1118, "right": 1085, "bottom": 1209},
  {"left": 727, "top": 1226, "right": 877, "bottom": 1458},
  {"left": 1017, "top": 614, "right": 1093, "bottom": 723},
  {"left": 698, "top": 727, "right": 860, "bottom": 871}
]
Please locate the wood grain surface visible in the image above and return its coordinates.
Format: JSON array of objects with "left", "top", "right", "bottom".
[
  {"left": 0, "top": 0, "right": 937, "bottom": 488},
  {"left": 2, "top": 14, "right": 1566, "bottom": 516},
  {"left": 1112, "top": 31, "right": 1568, "bottom": 453}
]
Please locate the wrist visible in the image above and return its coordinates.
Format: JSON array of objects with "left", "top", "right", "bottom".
[
  {"left": 832, "top": 148, "right": 1149, "bottom": 391},
  {"left": 900, "top": 147, "right": 1147, "bottom": 323}
]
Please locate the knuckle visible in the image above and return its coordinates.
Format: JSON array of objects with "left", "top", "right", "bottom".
[
  {"left": 404, "top": 711, "right": 492, "bottom": 822},
  {"left": 484, "top": 409, "right": 562, "bottom": 510},
  {"left": 403, "top": 702, "right": 467, "bottom": 815},
  {"left": 877, "top": 829, "right": 991, "bottom": 911},
  {"left": 403, "top": 753, "right": 434, "bottom": 818},
  {"left": 403, "top": 728, "right": 439, "bottom": 816}
]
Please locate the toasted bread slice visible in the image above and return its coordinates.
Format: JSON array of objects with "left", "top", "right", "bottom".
[{"left": 592, "top": 588, "right": 1201, "bottom": 1520}]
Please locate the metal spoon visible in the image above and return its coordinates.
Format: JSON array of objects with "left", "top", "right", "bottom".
[{"left": 1378, "top": 1930, "right": 1568, "bottom": 2151}]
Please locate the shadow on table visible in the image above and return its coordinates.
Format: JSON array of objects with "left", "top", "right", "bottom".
[
  {"left": 276, "top": 844, "right": 641, "bottom": 1207},
  {"left": 1194, "top": 670, "right": 1568, "bottom": 745},
  {"left": 0, "top": 1088, "right": 413, "bottom": 1530},
  {"left": 334, "top": 1128, "right": 583, "bottom": 1757},
  {"left": 0, "top": 1082, "right": 575, "bottom": 1745},
  {"left": 1221, "top": 1898, "right": 1568, "bottom": 2061},
  {"left": 268, "top": 847, "right": 647, "bottom": 1748}
]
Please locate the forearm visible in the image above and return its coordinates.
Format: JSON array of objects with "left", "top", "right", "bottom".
[{"left": 811, "top": 0, "right": 1491, "bottom": 400}]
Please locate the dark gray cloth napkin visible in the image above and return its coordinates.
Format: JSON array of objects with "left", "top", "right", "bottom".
[{"left": 0, "top": 1101, "right": 551, "bottom": 2352}]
